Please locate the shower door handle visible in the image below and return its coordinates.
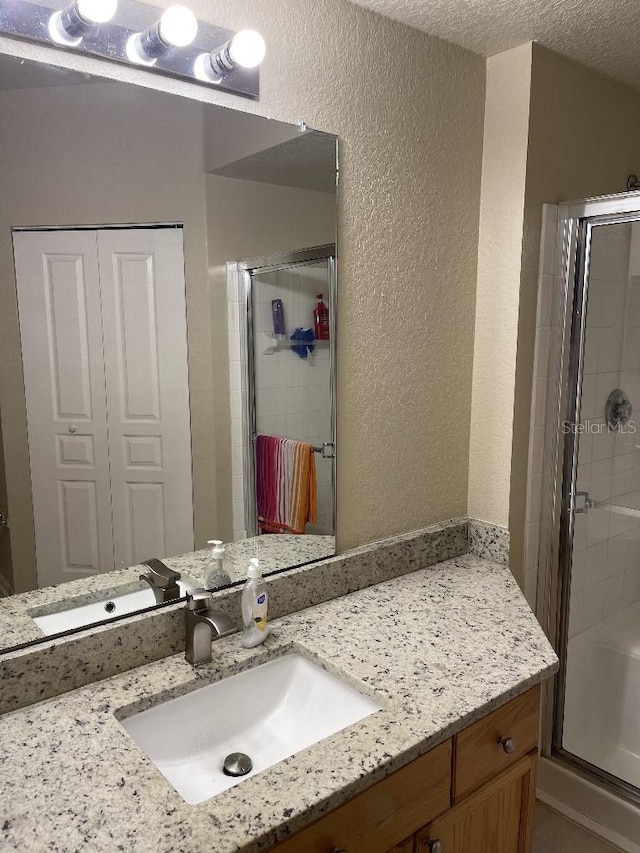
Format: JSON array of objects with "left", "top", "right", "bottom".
[{"left": 574, "top": 491, "right": 594, "bottom": 514}]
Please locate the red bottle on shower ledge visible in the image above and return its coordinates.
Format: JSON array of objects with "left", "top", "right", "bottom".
[{"left": 314, "top": 294, "right": 330, "bottom": 340}]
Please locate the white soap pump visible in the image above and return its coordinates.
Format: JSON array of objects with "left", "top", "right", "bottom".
[
  {"left": 204, "top": 539, "right": 232, "bottom": 590},
  {"left": 241, "top": 558, "right": 269, "bottom": 648}
]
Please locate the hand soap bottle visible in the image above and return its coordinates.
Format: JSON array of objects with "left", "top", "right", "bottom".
[
  {"left": 204, "top": 540, "right": 232, "bottom": 590},
  {"left": 241, "top": 558, "right": 269, "bottom": 648}
]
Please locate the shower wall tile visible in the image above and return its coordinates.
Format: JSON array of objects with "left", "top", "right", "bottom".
[
  {"left": 585, "top": 541, "right": 607, "bottom": 588},
  {"left": 586, "top": 507, "right": 610, "bottom": 549},
  {"left": 580, "top": 374, "right": 597, "bottom": 419},
  {"left": 569, "top": 222, "right": 640, "bottom": 637},
  {"left": 573, "top": 513, "right": 588, "bottom": 551},
  {"left": 525, "top": 521, "right": 540, "bottom": 571}
]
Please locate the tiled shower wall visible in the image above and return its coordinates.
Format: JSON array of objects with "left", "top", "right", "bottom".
[
  {"left": 571, "top": 221, "right": 640, "bottom": 635},
  {"left": 527, "top": 208, "right": 640, "bottom": 635}
]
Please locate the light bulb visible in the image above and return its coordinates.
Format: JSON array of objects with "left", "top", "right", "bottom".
[
  {"left": 199, "top": 28, "right": 266, "bottom": 81},
  {"left": 158, "top": 5, "right": 198, "bottom": 48},
  {"left": 228, "top": 29, "right": 266, "bottom": 69},
  {"left": 49, "top": 0, "right": 117, "bottom": 45},
  {"left": 127, "top": 4, "right": 198, "bottom": 64},
  {"left": 76, "top": 0, "right": 117, "bottom": 24}
]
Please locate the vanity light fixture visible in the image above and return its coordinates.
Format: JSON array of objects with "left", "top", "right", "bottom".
[
  {"left": 126, "top": 4, "right": 197, "bottom": 64},
  {"left": 0, "top": 0, "right": 263, "bottom": 98},
  {"left": 194, "top": 29, "right": 266, "bottom": 83},
  {"left": 48, "top": 0, "right": 117, "bottom": 46}
]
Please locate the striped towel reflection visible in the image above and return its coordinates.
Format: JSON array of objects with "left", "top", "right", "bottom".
[{"left": 256, "top": 435, "right": 317, "bottom": 535}]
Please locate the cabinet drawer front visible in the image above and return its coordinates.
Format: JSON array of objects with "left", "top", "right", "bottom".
[
  {"left": 270, "top": 739, "right": 452, "bottom": 853},
  {"left": 453, "top": 686, "right": 540, "bottom": 801}
]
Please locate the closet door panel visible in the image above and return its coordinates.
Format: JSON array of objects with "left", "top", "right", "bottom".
[
  {"left": 97, "top": 228, "right": 194, "bottom": 568},
  {"left": 13, "top": 230, "right": 113, "bottom": 586}
]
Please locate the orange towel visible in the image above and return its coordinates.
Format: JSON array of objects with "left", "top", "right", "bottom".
[{"left": 289, "top": 441, "right": 317, "bottom": 534}]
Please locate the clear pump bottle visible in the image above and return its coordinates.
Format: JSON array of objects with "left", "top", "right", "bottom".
[
  {"left": 241, "top": 558, "right": 269, "bottom": 648},
  {"left": 204, "top": 540, "right": 232, "bottom": 590}
]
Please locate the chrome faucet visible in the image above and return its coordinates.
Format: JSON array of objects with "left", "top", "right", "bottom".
[
  {"left": 139, "top": 558, "right": 182, "bottom": 604},
  {"left": 185, "top": 588, "right": 235, "bottom": 666}
]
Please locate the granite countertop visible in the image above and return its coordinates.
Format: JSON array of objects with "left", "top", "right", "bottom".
[
  {"left": 0, "top": 534, "right": 335, "bottom": 648},
  {"left": 0, "top": 554, "right": 557, "bottom": 853}
]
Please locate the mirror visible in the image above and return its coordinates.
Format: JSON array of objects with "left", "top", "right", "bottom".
[{"left": 0, "top": 52, "right": 337, "bottom": 651}]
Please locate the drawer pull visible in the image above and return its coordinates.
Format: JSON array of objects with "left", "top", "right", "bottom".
[
  {"left": 429, "top": 841, "right": 444, "bottom": 853},
  {"left": 499, "top": 736, "right": 517, "bottom": 754}
]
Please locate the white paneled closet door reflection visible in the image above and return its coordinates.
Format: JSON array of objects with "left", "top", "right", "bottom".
[{"left": 13, "top": 227, "right": 194, "bottom": 589}]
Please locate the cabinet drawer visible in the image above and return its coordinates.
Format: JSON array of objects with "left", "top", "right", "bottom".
[
  {"left": 453, "top": 685, "right": 540, "bottom": 801},
  {"left": 269, "top": 739, "right": 452, "bottom": 853}
]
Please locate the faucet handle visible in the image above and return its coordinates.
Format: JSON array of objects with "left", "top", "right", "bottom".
[
  {"left": 141, "top": 558, "right": 181, "bottom": 588},
  {"left": 186, "top": 588, "right": 212, "bottom": 610}
]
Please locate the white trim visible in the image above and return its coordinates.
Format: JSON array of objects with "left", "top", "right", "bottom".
[
  {"left": 538, "top": 758, "right": 640, "bottom": 852},
  {"left": 559, "top": 190, "right": 640, "bottom": 221}
]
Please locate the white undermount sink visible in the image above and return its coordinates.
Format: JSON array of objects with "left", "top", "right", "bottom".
[{"left": 118, "top": 653, "right": 381, "bottom": 804}]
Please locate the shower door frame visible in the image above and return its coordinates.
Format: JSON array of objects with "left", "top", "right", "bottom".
[
  {"left": 239, "top": 245, "right": 337, "bottom": 539},
  {"left": 537, "top": 190, "right": 640, "bottom": 807}
]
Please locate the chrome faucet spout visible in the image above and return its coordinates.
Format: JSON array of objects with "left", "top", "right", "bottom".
[{"left": 185, "top": 589, "right": 235, "bottom": 666}]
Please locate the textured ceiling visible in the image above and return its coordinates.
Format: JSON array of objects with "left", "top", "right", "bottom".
[{"left": 349, "top": 0, "right": 640, "bottom": 91}]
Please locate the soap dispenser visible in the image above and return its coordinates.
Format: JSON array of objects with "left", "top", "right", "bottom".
[
  {"left": 204, "top": 540, "right": 232, "bottom": 590},
  {"left": 241, "top": 558, "right": 269, "bottom": 648}
]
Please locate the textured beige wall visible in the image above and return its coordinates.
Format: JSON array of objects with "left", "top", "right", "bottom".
[
  {"left": 0, "top": 0, "right": 486, "bottom": 562},
  {"left": 206, "top": 175, "right": 336, "bottom": 541},
  {"left": 468, "top": 44, "right": 532, "bottom": 531}
]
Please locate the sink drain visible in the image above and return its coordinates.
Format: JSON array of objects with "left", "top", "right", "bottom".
[{"left": 222, "top": 752, "right": 253, "bottom": 777}]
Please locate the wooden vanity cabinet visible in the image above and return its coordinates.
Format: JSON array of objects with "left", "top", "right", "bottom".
[
  {"left": 269, "top": 686, "right": 540, "bottom": 853},
  {"left": 388, "top": 842, "right": 416, "bottom": 853},
  {"left": 416, "top": 753, "right": 537, "bottom": 853},
  {"left": 269, "top": 741, "right": 452, "bottom": 853}
]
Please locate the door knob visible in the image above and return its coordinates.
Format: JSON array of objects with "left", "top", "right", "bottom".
[
  {"left": 429, "top": 841, "right": 444, "bottom": 853},
  {"left": 499, "top": 736, "right": 517, "bottom": 754},
  {"left": 68, "top": 424, "right": 77, "bottom": 434}
]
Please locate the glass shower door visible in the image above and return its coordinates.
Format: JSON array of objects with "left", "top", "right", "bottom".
[
  {"left": 558, "top": 217, "right": 640, "bottom": 799},
  {"left": 247, "top": 251, "right": 336, "bottom": 540}
]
